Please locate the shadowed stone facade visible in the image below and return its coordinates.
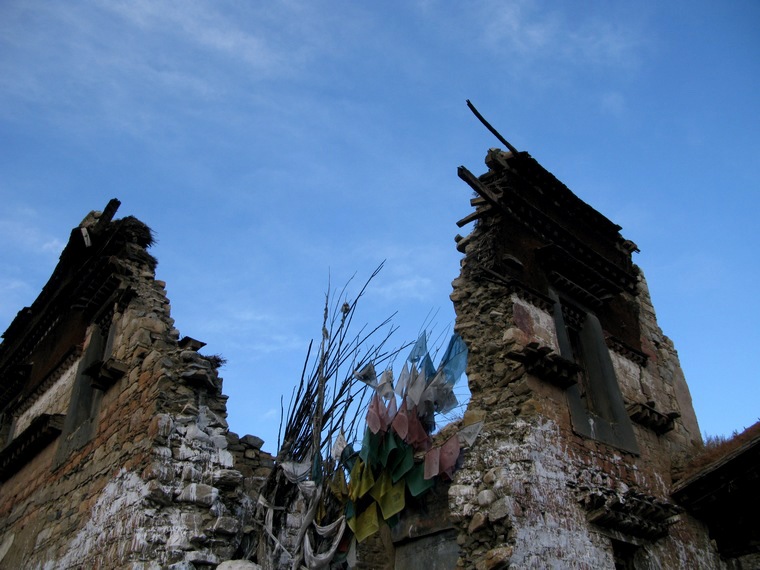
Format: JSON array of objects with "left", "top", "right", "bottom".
[
  {"left": 446, "top": 149, "right": 726, "bottom": 569},
  {"left": 0, "top": 200, "right": 271, "bottom": 569}
]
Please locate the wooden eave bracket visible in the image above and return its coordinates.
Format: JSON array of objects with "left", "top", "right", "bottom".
[
  {"left": 579, "top": 487, "right": 681, "bottom": 540},
  {"left": 507, "top": 342, "right": 579, "bottom": 389},
  {"left": 627, "top": 402, "right": 679, "bottom": 435}
]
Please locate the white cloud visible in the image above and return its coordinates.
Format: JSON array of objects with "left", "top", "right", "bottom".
[
  {"left": 0, "top": 0, "right": 347, "bottom": 140},
  {"left": 98, "top": 0, "right": 287, "bottom": 73},
  {"left": 0, "top": 218, "right": 64, "bottom": 257},
  {"left": 372, "top": 275, "right": 435, "bottom": 302},
  {"left": 473, "top": 0, "right": 644, "bottom": 70}
]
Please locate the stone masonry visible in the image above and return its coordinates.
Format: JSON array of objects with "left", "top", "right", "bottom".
[
  {"left": 0, "top": 200, "right": 272, "bottom": 569},
  {"left": 447, "top": 149, "right": 726, "bottom": 569}
]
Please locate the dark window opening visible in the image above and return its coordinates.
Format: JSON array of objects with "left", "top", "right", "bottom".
[
  {"left": 53, "top": 316, "right": 116, "bottom": 467},
  {"left": 551, "top": 290, "right": 639, "bottom": 454},
  {"left": 612, "top": 539, "right": 638, "bottom": 570}
]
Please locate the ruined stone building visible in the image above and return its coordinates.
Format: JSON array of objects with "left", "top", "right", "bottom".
[
  {"left": 0, "top": 200, "right": 272, "bottom": 568},
  {"left": 0, "top": 147, "right": 756, "bottom": 569},
  {"left": 445, "top": 148, "right": 756, "bottom": 569}
]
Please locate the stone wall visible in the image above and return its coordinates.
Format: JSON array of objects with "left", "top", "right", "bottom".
[
  {"left": 447, "top": 152, "right": 725, "bottom": 569},
  {"left": 0, "top": 205, "right": 271, "bottom": 569}
]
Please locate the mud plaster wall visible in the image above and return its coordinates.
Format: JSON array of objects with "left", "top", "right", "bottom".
[
  {"left": 12, "top": 362, "right": 77, "bottom": 438},
  {"left": 447, "top": 210, "right": 725, "bottom": 570},
  {"left": 0, "top": 219, "right": 272, "bottom": 569}
]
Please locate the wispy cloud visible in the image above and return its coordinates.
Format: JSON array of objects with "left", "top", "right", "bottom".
[
  {"left": 0, "top": 0, "right": 345, "bottom": 140},
  {"left": 472, "top": 0, "right": 645, "bottom": 71},
  {"left": 372, "top": 275, "right": 435, "bottom": 302},
  {"left": 99, "top": 1, "right": 289, "bottom": 73},
  {"left": 0, "top": 217, "right": 65, "bottom": 257}
]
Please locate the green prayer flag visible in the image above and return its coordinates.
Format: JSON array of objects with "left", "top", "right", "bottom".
[
  {"left": 406, "top": 462, "right": 435, "bottom": 497},
  {"left": 379, "top": 429, "right": 399, "bottom": 467},
  {"left": 358, "top": 427, "right": 382, "bottom": 467},
  {"left": 390, "top": 444, "right": 414, "bottom": 483}
]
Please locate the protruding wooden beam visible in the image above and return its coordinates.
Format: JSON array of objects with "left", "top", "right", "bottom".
[
  {"left": 457, "top": 166, "right": 502, "bottom": 209},
  {"left": 466, "top": 100, "right": 519, "bottom": 155}
]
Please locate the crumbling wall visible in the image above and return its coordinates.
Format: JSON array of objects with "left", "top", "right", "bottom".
[
  {"left": 447, "top": 153, "right": 725, "bottom": 569},
  {"left": 0, "top": 206, "right": 271, "bottom": 569}
]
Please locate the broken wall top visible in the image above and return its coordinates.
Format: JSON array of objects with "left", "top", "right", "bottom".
[
  {"left": 0, "top": 198, "right": 155, "bottom": 413},
  {"left": 458, "top": 149, "right": 643, "bottom": 351}
]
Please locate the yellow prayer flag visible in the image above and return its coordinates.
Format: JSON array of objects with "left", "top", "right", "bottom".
[
  {"left": 378, "top": 478, "right": 406, "bottom": 520},
  {"left": 354, "top": 503, "right": 380, "bottom": 542}
]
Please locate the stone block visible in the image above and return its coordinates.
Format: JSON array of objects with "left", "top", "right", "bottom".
[
  {"left": 212, "top": 435, "right": 229, "bottom": 449},
  {"left": 180, "top": 512, "right": 207, "bottom": 543},
  {"left": 137, "top": 316, "right": 166, "bottom": 334},
  {"left": 148, "top": 414, "right": 174, "bottom": 445},
  {"left": 203, "top": 409, "right": 229, "bottom": 429},
  {"left": 166, "top": 562, "right": 195, "bottom": 570},
  {"left": 212, "top": 469, "right": 243, "bottom": 489},
  {"left": 217, "top": 562, "right": 262, "bottom": 570},
  {"left": 185, "top": 423, "right": 212, "bottom": 444},
  {"left": 180, "top": 350, "right": 201, "bottom": 362},
  {"left": 240, "top": 434, "right": 264, "bottom": 449},
  {"left": 185, "top": 550, "right": 220, "bottom": 565},
  {"left": 176, "top": 483, "right": 218, "bottom": 508},
  {"left": 180, "top": 369, "right": 214, "bottom": 387},
  {"left": 142, "top": 461, "right": 174, "bottom": 482},
  {"left": 174, "top": 445, "right": 201, "bottom": 462},
  {"left": 488, "top": 497, "right": 521, "bottom": 521},
  {"left": 477, "top": 489, "right": 497, "bottom": 506},
  {"left": 211, "top": 516, "right": 240, "bottom": 536},
  {"left": 181, "top": 465, "right": 202, "bottom": 483},
  {"left": 449, "top": 485, "right": 477, "bottom": 499},
  {"left": 216, "top": 449, "right": 234, "bottom": 467},
  {"left": 483, "top": 546, "right": 512, "bottom": 570},
  {"left": 145, "top": 481, "right": 173, "bottom": 506},
  {"left": 468, "top": 512, "right": 487, "bottom": 533}
]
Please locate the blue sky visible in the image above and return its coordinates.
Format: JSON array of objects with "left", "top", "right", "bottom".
[{"left": 1, "top": 1, "right": 758, "bottom": 453}]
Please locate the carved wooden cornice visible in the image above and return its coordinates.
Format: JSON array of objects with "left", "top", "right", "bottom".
[
  {"left": 578, "top": 486, "right": 681, "bottom": 539},
  {"left": 0, "top": 413, "right": 65, "bottom": 482}
]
